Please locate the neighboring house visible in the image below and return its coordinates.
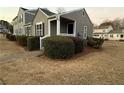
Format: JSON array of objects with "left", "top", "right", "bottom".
[
  {"left": 108, "top": 28, "right": 124, "bottom": 40},
  {"left": 93, "top": 25, "right": 113, "bottom": 39},
  {"left": 0, "top": 24, "right": 10, "bottom": 34},
  {"left": 12, "top": 7, "right": 37, "bottom": 36}
]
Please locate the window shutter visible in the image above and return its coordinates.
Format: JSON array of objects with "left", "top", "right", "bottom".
[
  {"left": 40, "top": 24, "right": 42, "bottom": 36},
  {"left": 42, "top": 23, "right": 44, "bottom": 36},
  {"left": 35, "top": 25, "right": 36, "bottom": 36}
]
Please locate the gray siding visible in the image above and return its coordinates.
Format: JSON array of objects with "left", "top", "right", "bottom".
[
  {"left": 61, "top": 9, "right": 93, "bottom": 38},
  {"left": 25, "top": 13, "right": 35, "bottom": 24},
  {"left": 32, "top": 9, "right": 48, "bottom": 36},
  {"left": 60, "top": 21, "right": 68, "bottom": 33},
  {"left": 16, "top": 8, "right": 25, "bottom": 35},
  {"left": 50, "top": 20, "right": 57, "bottom": 36}
]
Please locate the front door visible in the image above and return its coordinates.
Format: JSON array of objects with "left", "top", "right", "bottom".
[
  {"left": 67, "top": 23, "right": 74, "bottom": 34},
  {"left": 83, "top": 26, "right": 87, "bottom": 39}
]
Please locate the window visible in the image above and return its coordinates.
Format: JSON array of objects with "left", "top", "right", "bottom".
[
  {"left": 25, "top": 26, "right": 30, "bottom": 36},
  {"left": 21, "top": 14, "right": 23, "bottom": 22},
  {"left": 67, "top": 23, "right": 74, "bottom": 34},
  {"left": 82, "top": 10, "right": 85, "bottom": 16},
  {"left": 120, "top": 34, "right": 124, "bottom": 38},
  {"left": 110, "top": 34, "right": 113, "bottom": 38},
  {"left": 117, "top": 34, "right": 118, "bottom": 37},
  {"left": 83, "top": 26, "right": 87, "bottom": 39},
  {"left": 35, "top": 22, "right": 44, "bottom": 36},
  {"left": 18, "top": 14, "right": 23, "bottom": 23}
]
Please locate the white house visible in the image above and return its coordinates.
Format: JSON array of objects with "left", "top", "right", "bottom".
[
  {"left": 93, "top": 25, "right": 113, "bottom": 39},
  {"left": 108, "top": 29, "right": 124, "bottom": 40}
]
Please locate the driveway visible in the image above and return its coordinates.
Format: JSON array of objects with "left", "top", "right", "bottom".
[{"left": 0, "top": 33, "right": 124, "bottom": 85}]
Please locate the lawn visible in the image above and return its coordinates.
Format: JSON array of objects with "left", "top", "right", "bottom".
[{"left": 0, "top": 34, "right": 124, "bottom": 84}]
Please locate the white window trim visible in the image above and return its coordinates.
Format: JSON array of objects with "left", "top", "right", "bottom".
[
  {"left": 25, "top": 25, "right": 31, "bottom": 36},
  {"left": 36, "top": 22, "right": 43, "bottom": 36},
  {"left": 83, "top": 26, "right": 88, "bottom": 39},
  {"left": 36, "top": 22, "right": 43, "bottom": 25},
  {"left": 60, "top": 21, "right": 76, "bottom": 37},
  {"left": 48, "top": 18, "right": 57, "bottom": 36},
  {"left": 67, "top": 22, "right": 74, "bottom": 34}
]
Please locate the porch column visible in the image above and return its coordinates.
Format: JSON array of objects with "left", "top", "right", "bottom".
[
  {"left": 48, "top": 20, "right": 50, "bottom": 36},
  {"left": 74, "top": 21, "right": 76, "bottom": 37},
  {"left": 57, "top": 15, "right": 60, "bottom": 35}
]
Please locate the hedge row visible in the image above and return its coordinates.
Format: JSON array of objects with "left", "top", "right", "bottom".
[
  {"left": 43, "top": 36, "right": 75, "bottom": 59},
  {"left": 16, "top": 36, "right": 40, "bottom": 51},
  {"left": 43, "top": 36, "right": 84, "bottom": 59},
  {"left": 6, "top": 34, "right": 16, "bottom": 41},
  {"left": 6, "top": 35, "right": 40, "bottom": 51},
  {"left": 27, "top": 37, "right": 40, "bottom": 51},
  {"left": 16, "top": 36, "right": 28, "bottom": 46},
  {"left": 87, "top": 37, "right": 104, "bottom": 49},
  {"left": 69, "top": 37, "right": 84, "bottom": 54}
]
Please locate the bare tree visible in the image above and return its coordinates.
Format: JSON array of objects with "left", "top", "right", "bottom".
[
  {"left": 112, "top": 18, "right": 121, "bottom": 30},
  {"left": 56, "top": 7, "right": 66, "bottom": 14},
  {"left": 99, "top": 18, "right": 122, "bottom": 30},
  {"left": 120, "top": 18, "right": 124, "bottom": 27}
]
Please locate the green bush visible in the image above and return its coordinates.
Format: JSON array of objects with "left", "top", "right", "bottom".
[
  {"left": 6, "top": 34, "right": 16, "bottom": 41},
  {"left": 16, "top": 35, "right": 28, "bottom": 46},
  {"left": 27, "top": 36, "right": 40, "bottom": 51},
  {"left": 43, "top": 36, "right": 75, "bottom": 59},
  {"left": 69, "top": 37, "right": 84, "bottom": 54},
  {"left": 87, "top": 37, "right": 104, "bottom": 49}
]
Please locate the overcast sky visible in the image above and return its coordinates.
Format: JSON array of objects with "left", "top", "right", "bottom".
[{"left": 0, "top": 7, "right": 124, "bottom": 25}]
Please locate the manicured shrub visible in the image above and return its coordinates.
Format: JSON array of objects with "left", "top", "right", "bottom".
[
  {"left": 6, "top": 34, "right": 16, "bottom": 41},
  {"left": 69, "top": 37, "right": 84, "bottom": 54},
  {"left": 43, "top": 36, "right": 75, "bottom": 59},
  {"left": 27, "top": 36, "right": 40, "bottom": 51},
  {"left": 87, "top": 37, "right": 104, "bottom": 49},
  {"left": 16, "top": 35, "right": 28, "bottom": 46}
]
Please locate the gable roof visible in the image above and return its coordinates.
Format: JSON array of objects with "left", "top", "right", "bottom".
[
  {"left": 27, "top": 9, "right": 37, "bottom": 14},
  {"left": 99, "top": 25, "right": 111, "bottom": 29},
  {"left": 40, "top": 8, "right": 55, "bottom": 16},
  {"left": 109, "top": 29, "right": 124, "bottom": 34},
  {"left": 20, "top": 7, "right": 28, "bottom": 11},
  {"left": 12, "top": 16, "right": 17, "bottom": 21},
  {"left": 48, "top": 8, "right": 85, "bottom": 18},
  {"left": 48, "top": 8, "right": 93, "bottom": 25}
]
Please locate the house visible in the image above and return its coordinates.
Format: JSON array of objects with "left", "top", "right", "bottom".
[
  {"left": 32, "top": 8, "right": 93, "bottom": 39},
  {"left": 108, "top": 28, "right": 124, "bottom": 40},
  {"left": 12, "top": 7, "right": 37, "bottom": 36},
  {"left": 0, "top": 24, "right": 3, "bottom": 32},
  {"left": 93, "top": 25, "right": 113, "bottom": 39},
  {"left": 12, "top": 7, "right": 93, "bottom": 48},
  {"left": 0, "top": 24, "right": 10, "bottom": 34}
]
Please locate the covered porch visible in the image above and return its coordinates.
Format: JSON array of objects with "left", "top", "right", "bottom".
[{"left": 48, "top": 16, "right": 76, "bottom": 37}]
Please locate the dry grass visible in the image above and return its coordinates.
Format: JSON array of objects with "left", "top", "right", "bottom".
[
  {"left": 0, "top": 34, "right": 124, "bottom": 85},
  {"left": 0, "top": 34, "right": 24, "bottom": 57}
]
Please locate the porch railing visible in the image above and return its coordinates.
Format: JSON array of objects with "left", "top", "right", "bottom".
[{"left": 40, "top": 35, "right": 49, "bottom": 50}]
